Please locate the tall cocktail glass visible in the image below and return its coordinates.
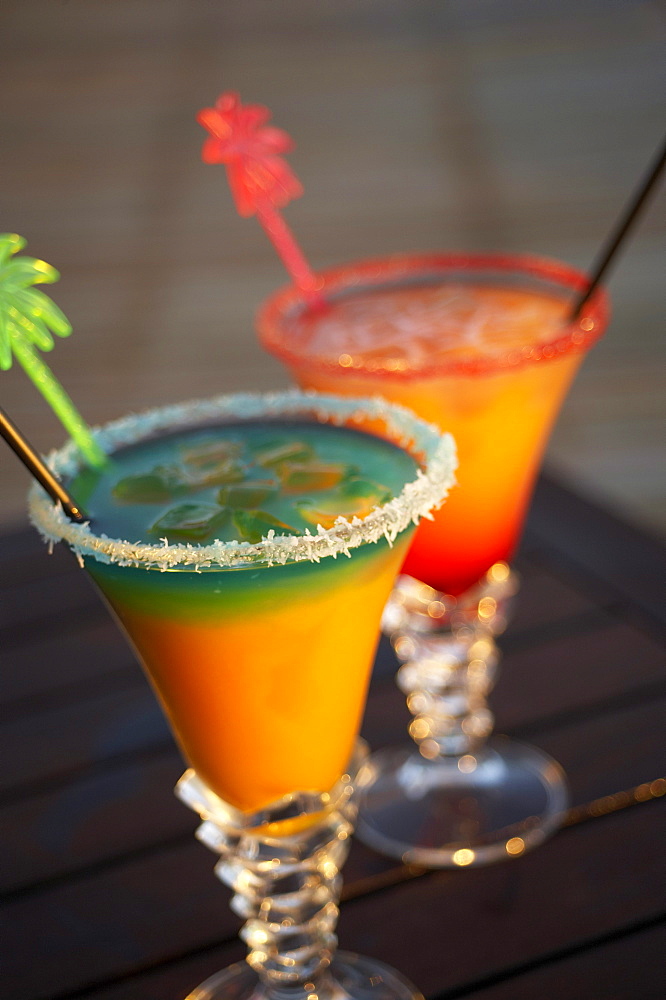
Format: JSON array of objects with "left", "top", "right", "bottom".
[
  {"left": 258, "top": 253, "right": 610, "bottom": 866},
  {"left": 29, "top": 389, "right": 456, "bottom": 1000}
]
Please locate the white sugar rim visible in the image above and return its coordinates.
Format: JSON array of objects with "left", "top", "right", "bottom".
[{"left": 29, "top": 390, "right": 457, "bottom": 570}]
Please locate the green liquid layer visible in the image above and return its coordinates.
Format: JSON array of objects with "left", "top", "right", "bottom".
[
  {"left": 73, "top": 419, "right": 418, "bottom": 617},
  {"left": 85, "top": 533, "right": 401, "bottom": 620},
  {"left": 73, "top": 420, "right": 416, "bottom": 544}
]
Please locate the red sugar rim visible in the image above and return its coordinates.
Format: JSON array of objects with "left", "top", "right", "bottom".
[{"left": 257, "top": 252, "right": 610, "bottom": 380}]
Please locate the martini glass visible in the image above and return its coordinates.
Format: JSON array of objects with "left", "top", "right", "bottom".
[
  {"left": 257, "top": 253, "right": 610, "bottom": 867},
  {"left": 29, "top": 389, "right": 455, "bottom": 1000}
]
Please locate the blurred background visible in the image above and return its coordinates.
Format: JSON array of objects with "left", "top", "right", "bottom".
[{"left": 1, "top": 0, "right": 664, "bottom": 534}]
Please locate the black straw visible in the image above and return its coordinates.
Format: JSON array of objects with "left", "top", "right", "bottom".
[
  {"left": 570, "top": 134, "right": 666, "bottom": 321},
  {"left": 0, "top": 406, "right": 87, "bottom": 523}
]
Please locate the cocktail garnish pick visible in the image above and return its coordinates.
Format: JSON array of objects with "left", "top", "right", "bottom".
[
  {"left": 197, "top": 92, "right": 325, "bottom": 310},
  {"left": 0, "top": 405, "right": 87, "bottom": 522},
  {"left": 570, "top": 133, "right": 666, "bottom": 321},
  {"left": 0, "top": 234, "right": 106, "bottom": 468}
]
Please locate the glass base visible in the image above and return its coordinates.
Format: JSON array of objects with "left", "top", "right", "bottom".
[
  {"left": 186, "top": 951, "right": 424, "bottom": 999},
  {"left": 356, "top": 737, "right": 569, "bottom": 867}
]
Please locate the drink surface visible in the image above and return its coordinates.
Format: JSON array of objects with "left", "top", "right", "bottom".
[
  {"left": 71, "top": 419, "right": 415, "bottom": 548},
  {"left": 71, "top": 419, "right": 419, "bottom": 813},
  {"left": 290, "top": 283, "right": 568, "bottom": 371},
  {"left": 259, "top": 267, "right": 606, "bottom": 596}
]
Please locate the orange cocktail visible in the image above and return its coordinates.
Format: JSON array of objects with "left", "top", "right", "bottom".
[
  {"left": 30, "top": 391, "right": 455, "bottom": 815},
  {"left": 29, "top": 390, "right": 455, "bottom": 992},
  {"left": 258, "top": 254, "right": 609, "bottom": 596}
]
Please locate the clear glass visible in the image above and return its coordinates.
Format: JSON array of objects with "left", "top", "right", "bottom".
[
  {"left": 29, "top": 390, "right": 454, "bottom": 997},
  {"left": 257, "top": 255, "right": 609, "bottom": 866},
  {"left": 179, "top": 744, "right": 423, "bottom": 1000}
]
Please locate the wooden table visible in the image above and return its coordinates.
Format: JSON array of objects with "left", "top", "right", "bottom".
[{"left": 1, "top": 475, "right": 664, "bottom": 1000}]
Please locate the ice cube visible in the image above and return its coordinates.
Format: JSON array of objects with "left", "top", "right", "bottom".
[
  {"left": 184, "top": 458, "right": 247, "bottom": 490},
  {"left": 297, "top": 496, "right": 377, "bottom": 529},
  {"left": 149, "top": 503, "right": 230, "bottom": 541},
  {"left": 232, "top": 510, "right": 300, "bottom": 543},
  {"left": 112, "top": 465, "right": 188, "bottom": 503},
  {"left": 253, "top": 440, "right": 315, "bottom": 468},
  {"left": 295, "top": 477, "right": 391, "bottom": 528},
  {"left": 279, "top": 462, "right": 358, "bottom": 494},
  {"left": 217, "top": 480, "right": 278, "bottom": 507},
  {"left": 181, "top": 439, "right": 243, "bottom": 468},
  {"left": 338, "top": 477, "right": 392, "bottom": 504}
]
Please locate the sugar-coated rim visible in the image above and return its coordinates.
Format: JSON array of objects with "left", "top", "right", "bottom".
[
  {"left": 29, "top": 390, "right": 457, "bottom": 570},
  {"left": 257, "top": 252, "right": 611, "bottom": 379}
]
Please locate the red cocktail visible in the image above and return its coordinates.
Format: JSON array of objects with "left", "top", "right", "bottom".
[
  {"left": 258, "top": 253, "right": 609, "bottom": 866},
  {"left": 259, "top": 253, "right": 608, "bottom": 596}
]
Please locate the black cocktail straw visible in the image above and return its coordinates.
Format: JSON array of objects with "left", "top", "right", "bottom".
[
  {"left": 0, "top": 406, "right": 88, "bottom": 523},
  {"left": 570, "top": 134, "right": 666, "bottom": 321}
]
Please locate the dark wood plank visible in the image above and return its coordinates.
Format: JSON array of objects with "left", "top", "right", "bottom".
[
  {"left": 448, "top": 920, "right": 666, "bottom": 1000},
  {"left": 364, "top": 616, "right": 666, "bottom": 753},
  {"left": 1, "top": 838, "right": 238, "bottom": 1000},
  {"left": 2, "top": 685, "right": 170, "bottom": 797},
  {"left": 31, "top": 801, "right": 665, "bottom": 1000},
  {"left": 0, "top": 564, "right": 102, "bottom": 637},
  {"left": 0, "top": 526, "right": 50, "bottom": 567},
  {"left": 0, "top": 543, "right": 598, "bottom": 706},
  {"left": 503, "top": 556, "right": 601, "bottom": 636},
  {"left": 496, "top": 620, "right": 666, "bottom": 732},
  {"left": 3, "top": 683, "right": 662, "bottom": 897},
  {"left": 527, "top": 475, "right": 666, "bottom": 636},
  {"left": 1, "top": 491, "right": 663, "bottom": 1000},
  {"left": 0, "top": 754, "right": 187, "bottom": 895},
  {"left": 3, "top": 685, "right": 664, "bottom": 999},
  {"left": 355, "top": 692, "right": 666, "bottom": 883},
  {"left": 0, "top": 527, "right": 76, "bottom": 587},
  {"left": 0, "top": 621, "right": 134, "bottom": 712},
  {"left": 63, "top": 922, "right": 666, "bottom": 1000},
  {"left": 341, "top": 804, "right": 666, "bottom": 1000},
  {"left": 62, "top": 945, "right": 246, "bottom": 1000},
  {"left": 3, "top": 609, "right": 662, "bottom": 801}
]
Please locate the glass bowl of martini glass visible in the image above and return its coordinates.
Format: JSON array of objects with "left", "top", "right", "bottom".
[
  {"left": 257, "top": 253, "right": 610, "bottom": 868},
  {"left": 29, "top": 389, "right": 455, "bottom": 1000}
]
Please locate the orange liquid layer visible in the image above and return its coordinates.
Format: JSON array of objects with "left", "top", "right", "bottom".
[
  {"left": 283, "top": 285, "right": 584, "bottom": 594},
  {"left": 88, "top": 535, "right": 410, "bottom": 813}
]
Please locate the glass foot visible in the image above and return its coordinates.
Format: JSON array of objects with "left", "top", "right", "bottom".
[
  {"left": 186, "top": 951, "right": 424, "bottom": 999},
  {"left": 356, "top": 737, "right": 569, "bottom": 867}
]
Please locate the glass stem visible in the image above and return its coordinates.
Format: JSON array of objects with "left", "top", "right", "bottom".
[
  {"left": 176, "top": 751, "right": 364, "bottom": 996},
  {"left": 219, "top": 814, "right": 349, "bottom": 990},
  {"left": 383, "top": 566, "right": 519, "bottom": 760},
  {"left": 397, "top": 633, "right": 499, "bottom": 758}
]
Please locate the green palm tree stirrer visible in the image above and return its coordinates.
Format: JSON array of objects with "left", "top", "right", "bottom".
[{"left": 0, "top": 233, "right": 106, "bottom": 469}]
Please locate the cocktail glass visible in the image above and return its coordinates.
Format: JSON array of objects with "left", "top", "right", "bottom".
[
  {"left": 257, "top": 253, "right": 610, "bottom": 867},
  {"left": 29, "top": 389, "right": 456, "bottom": 999}
]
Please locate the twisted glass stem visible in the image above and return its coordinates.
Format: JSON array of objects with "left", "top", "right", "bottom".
[
  {"left": 176, "top": 744, "right": 366, "bottom": 993},
  {"left": 382, "top": 565, "right": 519, "bottom": 758}
]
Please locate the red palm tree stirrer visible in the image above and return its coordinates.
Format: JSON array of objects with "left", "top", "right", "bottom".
[{"left": 197, "top": 92, "right": 324, "bottom": 310}]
